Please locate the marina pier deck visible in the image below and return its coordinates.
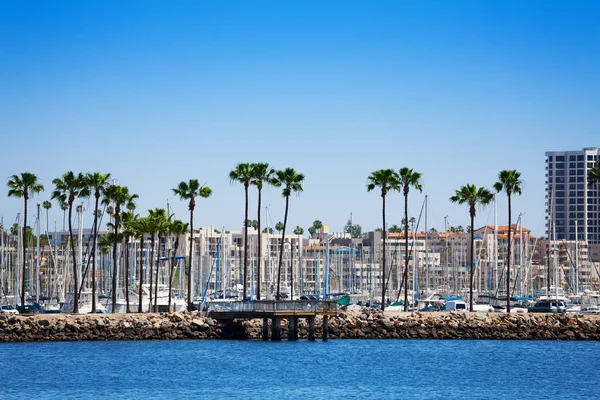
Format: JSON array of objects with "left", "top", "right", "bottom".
[{"left": 207, "top": 300, "right": 338, "bottom": 341}]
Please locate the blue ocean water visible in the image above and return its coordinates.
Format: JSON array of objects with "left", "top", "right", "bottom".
[{"left": 1, "top": 339, "right": 598, "bottom": 399}]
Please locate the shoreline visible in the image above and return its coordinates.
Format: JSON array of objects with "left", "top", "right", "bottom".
[{"left": 1, "top": 310, "right": 599, "bottom": 342}]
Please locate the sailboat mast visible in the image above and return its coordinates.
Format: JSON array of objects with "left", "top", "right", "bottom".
[
  {"left": 36, "top": 204, "right": 41, "bottom": 304},
  {"left": 494, "top": 194, "right": 498, "bottom": 294},
  {"left": 575, "top": 221, "right": 579, "bottom": 294},
  {"left": 519, "top": 213, "right": 523, "bottom": 296},
  {"left": 424, "top": 195, "right": 428, "bottom": 295}
]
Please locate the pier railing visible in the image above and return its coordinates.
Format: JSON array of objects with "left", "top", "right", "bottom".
[{"left": 207, "top": 300, "right": 338, "bottom": 314}]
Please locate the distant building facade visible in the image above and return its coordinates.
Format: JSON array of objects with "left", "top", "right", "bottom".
[{"left": 545, "top": 147, "right": 600, "bottom": 243}]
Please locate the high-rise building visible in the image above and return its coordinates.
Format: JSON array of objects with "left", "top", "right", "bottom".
[{"left": 545, "top": 147, "right": 600, "bottom": 243}]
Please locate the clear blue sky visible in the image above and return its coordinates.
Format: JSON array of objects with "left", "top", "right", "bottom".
[{"left": 1, "top": 1, "right": 599, "bottom": 236}]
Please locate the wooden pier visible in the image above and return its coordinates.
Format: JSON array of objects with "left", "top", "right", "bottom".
[{"left": 207, "top": 300, "right": 338, "bottom": 341}]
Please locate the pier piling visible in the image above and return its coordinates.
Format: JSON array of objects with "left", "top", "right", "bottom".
[
  {"left": 308, "top": 316, "right": 315, "bottom": 341},
  {"left": 262, "top": 318, "right": 269, "bottom": 341},
  {"left": 272, "top": 317, "right": 281, "bottom": 341}
]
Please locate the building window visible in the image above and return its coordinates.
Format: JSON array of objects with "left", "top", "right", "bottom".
[
  {"left": 557, "top": 162, "right": 565, "bottom": 169},
  {"left": 557, "top": 184, "right": 565, "bottom": 190},
  {"left": 569, "top": 155, "right": 576, "bottom": 161},
  {"left": 577, "top": 176, "right": 584, "bottom": 182},
  {"left": 557, "top": 156, "right": 565, "bottom": 161},
  {"left": 548, "top": 156, "right": 553, "bottom": 161}
]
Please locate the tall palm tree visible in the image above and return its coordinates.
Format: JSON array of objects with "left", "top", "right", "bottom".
[
  {"left": 51, "top": 171, "right": 88, "bottom": 313},
  {"left": 494, "top": 170, "right": 523, "bottom": 314},
  {"left": 450, "top": 184, "right": 493, "bottom": 311},
  {"left": 7, "top": 172, "right": 44, "bottom": 306},
  {"left": 168, "top": 219, "right": 189, "bottom": 310},
  {"left": 272, "top": 168, "right": 305, "bottom": 300},
  {"left": 172, "top": 179, "right": 213, "bottom": 311},
  {"left": 85, "top": 172, "right": 111, "bottom": 313},
  {"left": 367, "top": 169, "right": 399, "bottom": 311},
  {"left": 398, "top": 167, "right": 423, "bottom": 311},
  {"left": 250, "top": 162, "right": 275, "bottom": 300},
  {"left": 229, "top": 163, "right": 255, "bottom": 301},
  {"left": 102, "top": 184, "right": 138, "bottom": 313}
]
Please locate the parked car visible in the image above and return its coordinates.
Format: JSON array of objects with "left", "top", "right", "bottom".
[
  {"left": 0, "top": 304, "right": 19, "bottom": 315},
  {"left": 17, "top": 303, "right": 46, "bottom": 314},
  {"left": 528, "top": 300, "right": 567, "bottom": 313},
  {"left": 579, "top": 306, "right": 600, "bottom": 315}
]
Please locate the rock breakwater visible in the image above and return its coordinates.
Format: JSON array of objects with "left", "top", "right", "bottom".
[{"left": 1, "top": 310, "right": 599, "bottom": 342}]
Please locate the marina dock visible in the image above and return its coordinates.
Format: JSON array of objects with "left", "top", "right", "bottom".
[{"left": 207, "top": 300, "right": 338, "bottom": 341}]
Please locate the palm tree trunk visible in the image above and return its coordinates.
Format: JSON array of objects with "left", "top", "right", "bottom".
[
  {"left": 469, "top": 213, "right": 475, "bottom": 312},
  {"left": 154, "top": 234, "right": 161, "bottom": 312},
  {"left": 91, "top": 194, "right": 99, "bottom": 313},
  {"left": 187, "top": 208, "right": 194, "bottom": 311},
  {"left": 381, "top": 193, "right": 386, "bottom": 311},
  {"left": 256, "top": 188, "right": 262, "bottom": 300},
  {"left": 168, "top": 238, "right": 179, "bottom": 311},
  {"left": 21, "top": 196, "right": 28, "bottom": 307},
  {"left": 276, "top": 196, "right": 290, "bottom": 299},
  {"left": 112, "top": 211, "right": 120, "bottom": 313},
  {"left": 506, "top": 195, "right": 512, "bottom": 313},
  {"left": 403, "top": 191, "right": 409, "bottom": 312},
  {"left": 125, "top": 238, "right": 130, "bottom": 313},
  {"left": 149, "top": 236, "right": 155, "bottom": 311},
  {"left": 243, "top": 183, "right": 249, "bottom": 300},
  {"left": 138, "top": 236, "right": 144, "bottom": 313},
  {"left": 69, "top": 202, "right": 79, "bottom": 313}
]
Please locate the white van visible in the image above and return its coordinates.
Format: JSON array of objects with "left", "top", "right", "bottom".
[{"left": 445, "top": 300, "right": 467, "bottom": 312}]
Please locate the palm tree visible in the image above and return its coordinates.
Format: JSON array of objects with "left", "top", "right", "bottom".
[
  {"left": 250, "top": 162, "right": 275, "bottom": 300},
  {"left": 102, "top": 184, "right": 138, "bottom": 313},
  {"left": 85, "top": 172, "right": 111, "bottom": 313},
  {"left": 51, "top": 172, "right": 88, "bottom": 313},
  {"left": 275, "top": 222, "right": 284, "bottom": 233},
  {"left": 272, "top": 168, "right": 305, "bottom": 299},
  {"left": 172, "top": 179, "right": 213, "bottom": 311},
  {"left": 450, "top": 184, "right": 493, "bottom": 311},
  {"left": 398, "top": 167, "right": 423, "bottom": 312},
  {"left": 389, "top": 224, "right": 402, "bottom": 233},
  {"left": 367, "top": 169, "right": 399, "bottom": 311},
  {"left": 494, "top": 170, "right": 523, "bottom": 314},
  {"left": 293, "top": 226, "right": 304, "bottom": 235},
  {"left": 168, "top": 219, "right": 189, "bottom": 310},
  {"left": 7, "top": 172, "right": 44, "bottom": 306},
  {"left": 229, "top": 163, "right": 255, "bottom": 301}
]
